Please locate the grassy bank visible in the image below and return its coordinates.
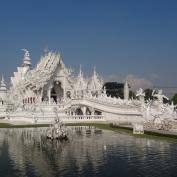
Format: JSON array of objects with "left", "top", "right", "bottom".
[
  {"left": 67, "top": 123, "right": 177, "bottom": 142},
  {"left": 1, "top": 122, "right": 177, "bottom": 142},
  {"left": 109, "top": 124, "right": 177, "bottom": 142}
]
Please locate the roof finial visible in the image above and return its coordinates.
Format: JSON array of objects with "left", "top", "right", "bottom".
[
  {"left": 93, "top": 66, "right": 97, "bottom": 77},
  {"left": 44, "top": 46, "right": 49, "bottom": 55},
  {"left": 0, "top": 74, "right": 6, "bottom": 91},
  {"left": 1, "top": 74, "right": 4, "bottom": 83},
  {"left": 94, "top": 65, "right": 96, "bottom": 72},
  {"left": 79, "top": 64, "right": 83, "bottom": 77},
  {"left": 21, "top": 49, "right": 31, "bottom": 67}
]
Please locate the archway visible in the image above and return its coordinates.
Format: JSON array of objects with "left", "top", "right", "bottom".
[
  {"left": 75, "top": 108, "right": 83, "bottom": 115},
  {"left": 51, "top": 81, "right": 64, "bottom": 103}
]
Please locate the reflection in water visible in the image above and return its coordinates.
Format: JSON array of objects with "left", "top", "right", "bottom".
[{"left": 0, "top": 127, "right": 177, "bottom": 177}]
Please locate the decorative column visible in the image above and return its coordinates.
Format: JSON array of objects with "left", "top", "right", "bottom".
[
  {"left": 81, "top": 106, "right": 86, "bottom": 115},
  {"left": 124, "top": 81, "right": 129, "bottom": 100},
  {"left": 90, "top": 107, "right": 95, "bottom": 116}
]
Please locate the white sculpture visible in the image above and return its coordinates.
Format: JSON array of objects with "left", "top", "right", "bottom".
[
  {"left": 152, "top": 89, "right": 169, "bottom": 104},
  {"left": 136, "top": 88, "right": 145, "bottom": 103},
  {"left": 133, "top": 124, "right": 144, "bottom": 134},
  {"left": 0, "top": 49, "right": 176, "bottom": 132}
]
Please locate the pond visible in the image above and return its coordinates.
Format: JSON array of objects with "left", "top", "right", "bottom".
[{"left": 0, "top": 127, "right": 177, "bottom": 177}]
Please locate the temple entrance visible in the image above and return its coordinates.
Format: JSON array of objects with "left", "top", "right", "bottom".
[{"left": 51, "top": 81, "right": 64, "bottom": 103}]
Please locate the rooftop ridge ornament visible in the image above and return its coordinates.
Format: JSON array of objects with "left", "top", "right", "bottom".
[
  {"left": 93, "top": 66, "right": 96, "bottom": 73},
  {"left": 79, "top": 64, "right": 83, "bottom": 77},
  {"left": 0, "top": 74, "right": 7, "bottom": 91},
  {"left": 93, "top": 66, "right": 97, "bottom": 79},
  {"left": 43, "top": 46, "right": 49, "bottom": 55},
  {"left": 21, "top": 49, "right": 31, "bottom": 67},
  {"left": 1, "top": 74, "right": 4, "bottom": 83}
]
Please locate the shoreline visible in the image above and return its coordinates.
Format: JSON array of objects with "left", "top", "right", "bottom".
[{"left": 1, "top": 122, "right": 177, "bottom": 142}]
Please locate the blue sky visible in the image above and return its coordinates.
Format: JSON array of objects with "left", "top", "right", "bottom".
[{"left": 0, "top": 0, "right": 177, "bottom": 93}]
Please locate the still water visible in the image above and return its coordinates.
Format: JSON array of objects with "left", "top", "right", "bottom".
[{"left": 0, "top": 127, "right": 177, "bottom": 177}]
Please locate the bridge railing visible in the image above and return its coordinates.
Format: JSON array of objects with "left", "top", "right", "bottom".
[
  {"left": 8, "top": 114, "right": 105, "bottom": 124},
  {"left": 61, "top": 115, "right": 104, "bottom": 121}
]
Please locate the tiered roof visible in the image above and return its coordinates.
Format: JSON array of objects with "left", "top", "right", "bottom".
[
  {"left": 87, "top": 67, "right": 103, "bottom": 91},
  {"left": 74, "top": 65, "right": 87, "bottom": 91}
]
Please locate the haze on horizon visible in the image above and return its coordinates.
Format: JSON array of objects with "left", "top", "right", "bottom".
[{"left": 0, "top": 0, "right": 177, "bottom": 96}]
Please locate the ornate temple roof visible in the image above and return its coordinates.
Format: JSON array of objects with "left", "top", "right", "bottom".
[
  {"left": 74, "top": 65, "right": 87, "bottom": 91},
  {"left": 10, "top": 51, "right": 63, "bottom": 93},
  {"left": 23, "top": 51, "right": 61, "bottom": 90},
  {"left": 10, "top": 49, "right": 103, "bottom": 100},
  {"left": 87, "top": 67, "right": 103, "bottom": 91}
]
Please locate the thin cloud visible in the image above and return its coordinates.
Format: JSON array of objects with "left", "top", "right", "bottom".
[
  {"left": 103, "top": 74, "right": 153, "bottom": 91},
  {"left": 125, "top": 74, "right": 153, "bottom": 91}
]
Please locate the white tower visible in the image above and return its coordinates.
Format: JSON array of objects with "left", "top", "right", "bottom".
[
  {"left": 124, "top": 81, "right": 129, "bottom": 100},
  {"left": 0, "top": 75, "right": 7, "bottom": 103}
]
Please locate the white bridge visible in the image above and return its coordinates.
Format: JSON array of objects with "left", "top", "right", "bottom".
[
  {"left": 6, "top": 96, "right": 143, "bottom": 124},
  {"left": 2, "top": 92, "right": 177, "bottom": 126}
]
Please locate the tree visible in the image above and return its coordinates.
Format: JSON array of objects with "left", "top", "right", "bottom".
[
  {"left": 144, "top": 89, "right": 153, "bottom": 101},
  {"left": 129, "top": 90, "right": 136, "bottom": 99},
  {"left": 171, "top": 93, "right": 177, "bottom": 105},
  {"left": 103, "top": 82, "right": 135, "bottom": 99},
  {"left": 103, "top": 82, "right": 124, "bottom": 98}
]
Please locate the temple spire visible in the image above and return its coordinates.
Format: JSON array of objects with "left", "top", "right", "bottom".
[
  {"left": 79, "top": 64, "right": 83, "bottom": 77},
  {"left": 124, "top": 80, "right": 129, "bottom": 100},
  {"left": 0, "top": 75, "right": 7, "bottom": 91},
  {"left": 21, "top": 49, "right": 31, "bottom": 67},
  {"left": 1, "top": 75, "right": 4, "bottom": 83},
  {"left": 44, "top": 46, "right": 49, "bottom": 55},
  {"left": 74, "top": 64, "right": 87, "bottom": 93},
  {"left": 93, "top": 66, "right": 97, "bottom": 78}
]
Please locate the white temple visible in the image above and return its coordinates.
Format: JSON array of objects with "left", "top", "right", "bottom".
[{"left": 0, "top": 49, "right": 177, "bottom": 131}]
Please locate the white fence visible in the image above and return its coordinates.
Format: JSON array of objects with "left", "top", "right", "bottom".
[
  {"left": 9, "top": 114, "right": 105, "bottom": 123},
  {"left": 60, "top": 115, "right": 104, "bottom": 122}
]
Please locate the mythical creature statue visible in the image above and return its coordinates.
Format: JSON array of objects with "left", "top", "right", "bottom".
[
  {"left": 136, "top": 88, "right": 145, "bottom": 103},
  {"left": 152, "top": 89, "right": 169, "bottom": 104}
]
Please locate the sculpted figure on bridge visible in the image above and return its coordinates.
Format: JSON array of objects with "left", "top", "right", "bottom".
[
  {"left": 136, "top": 88, "right": 145, "bottom": 103},
  {"left": 152, "top": 90, "right": 169, "bottom": 104}
]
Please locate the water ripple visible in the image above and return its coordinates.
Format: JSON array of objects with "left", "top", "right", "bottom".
[{"left": 0, "top": 128, "right": 177, "bottom": 177}]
